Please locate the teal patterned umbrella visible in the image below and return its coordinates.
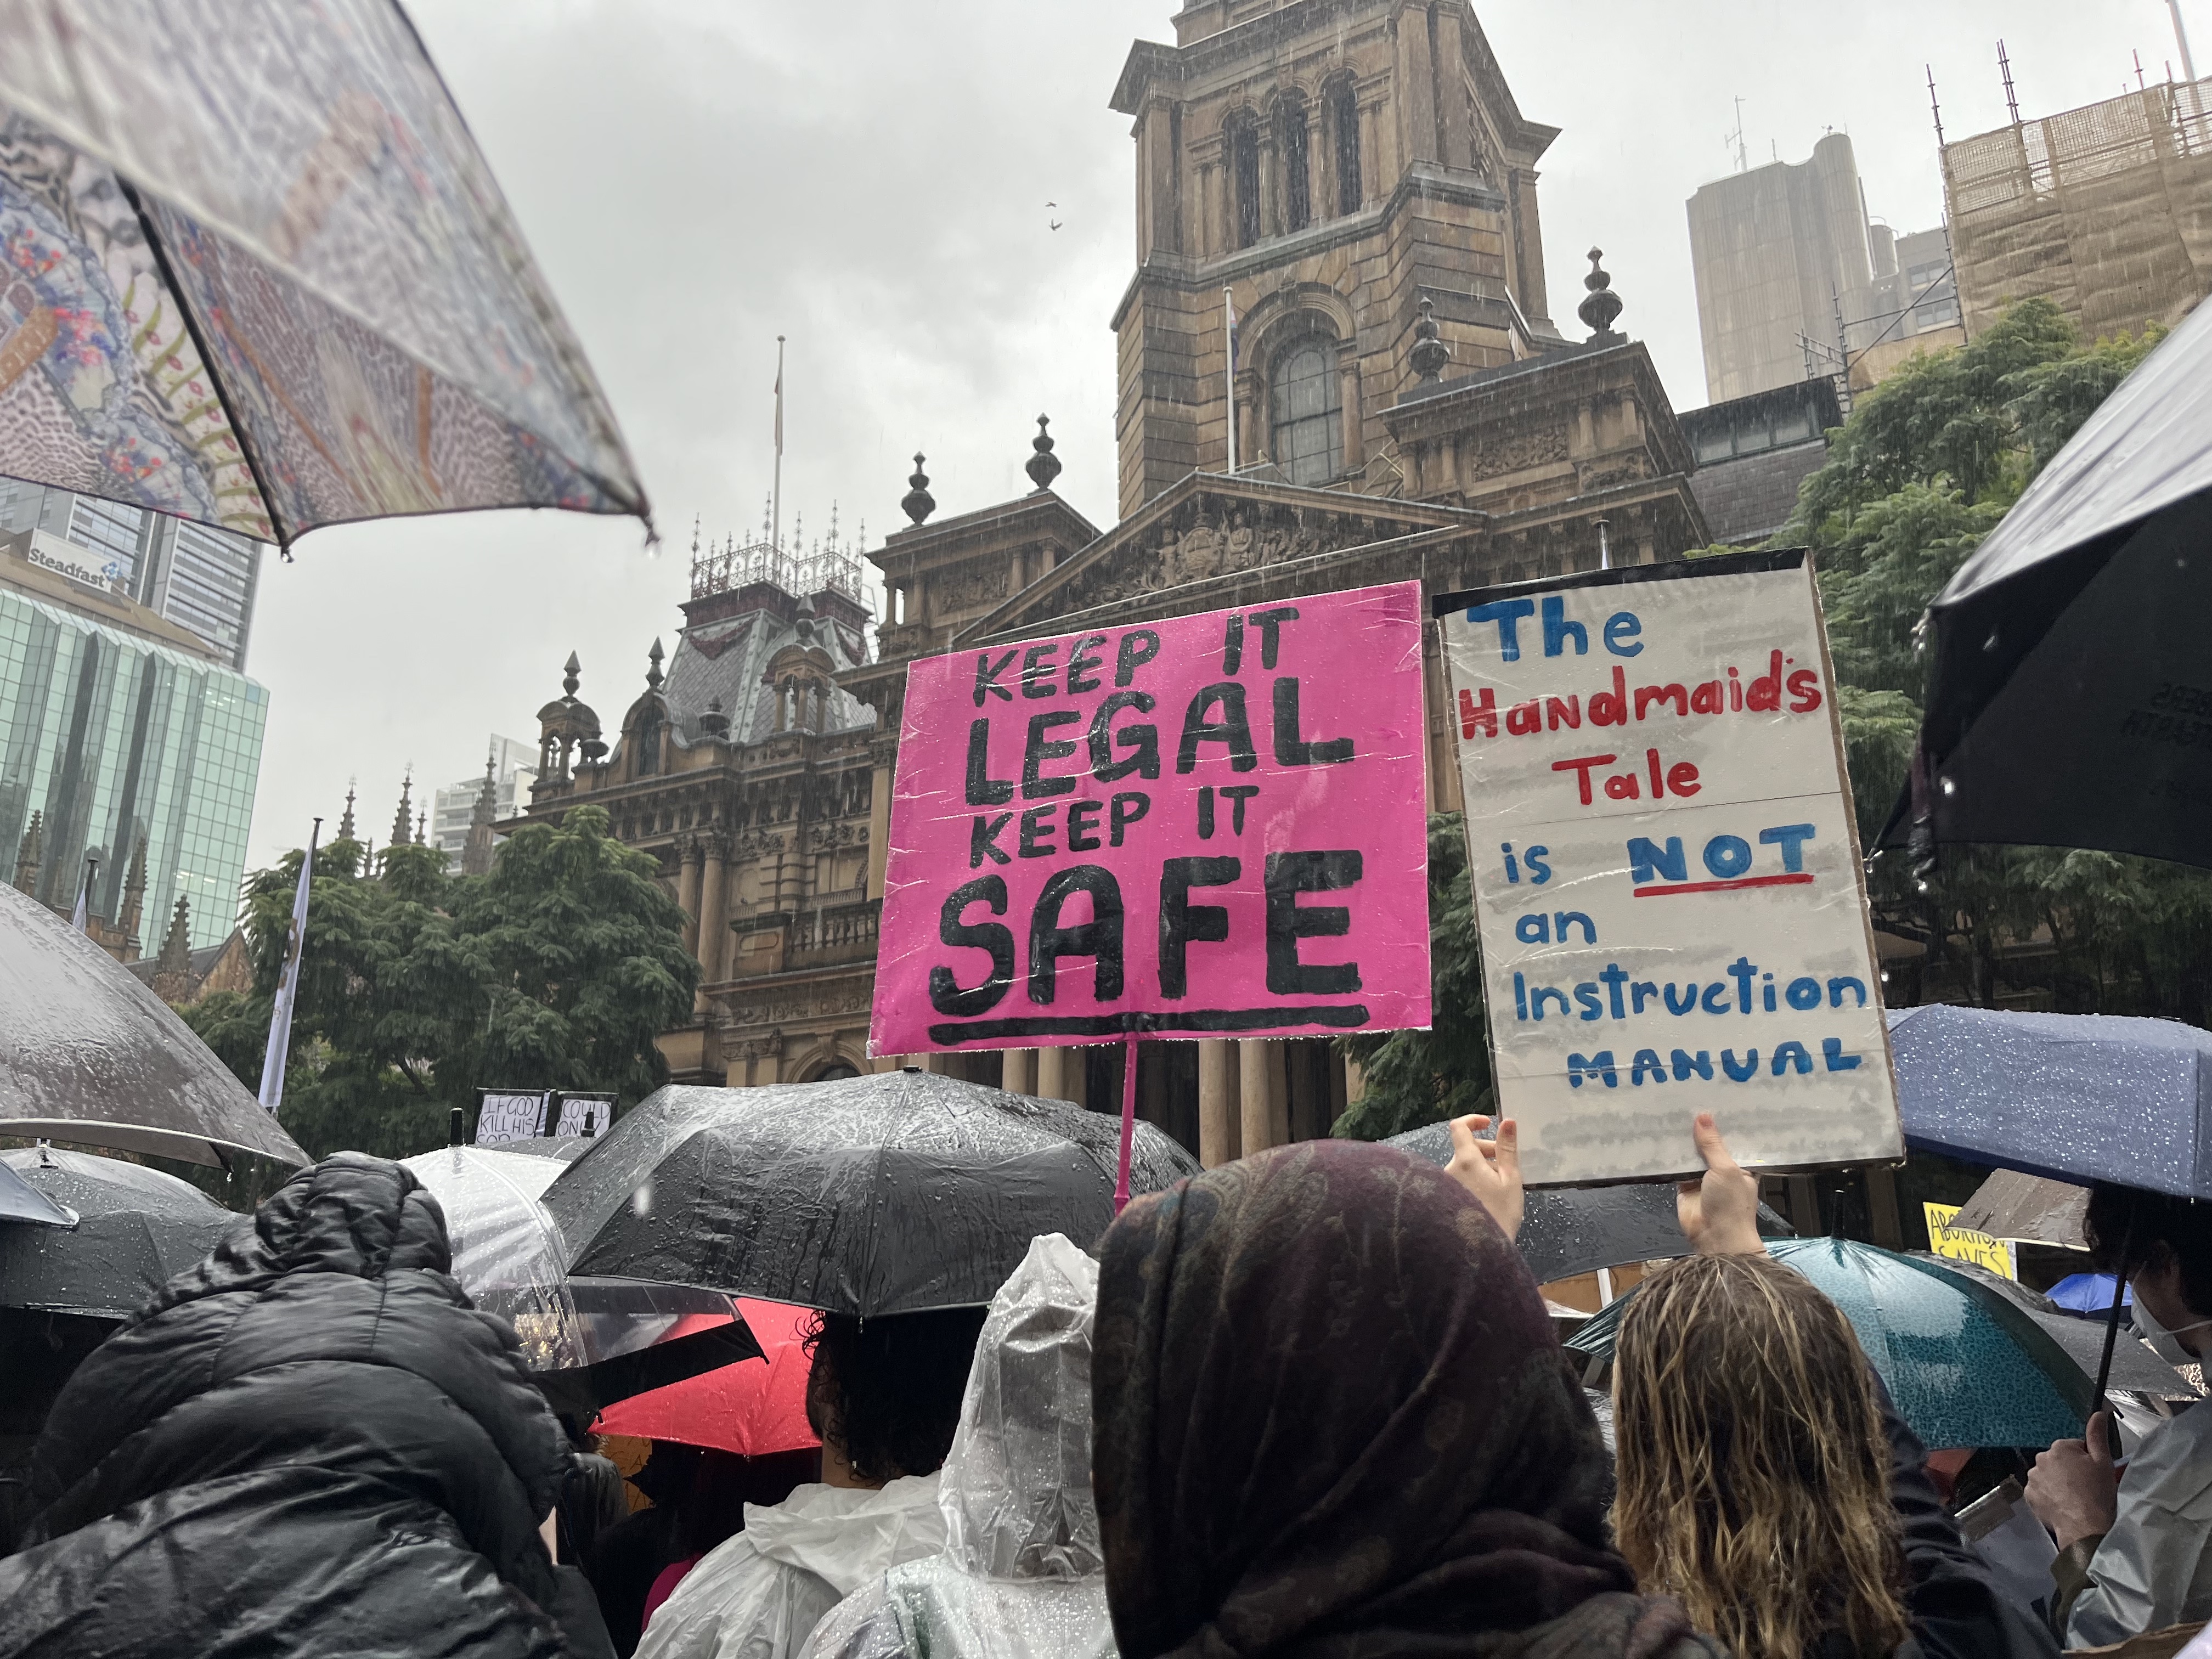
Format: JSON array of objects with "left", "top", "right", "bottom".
[{"left": 1567, "top": 1237, "right": 2094, "bottom": 1450}]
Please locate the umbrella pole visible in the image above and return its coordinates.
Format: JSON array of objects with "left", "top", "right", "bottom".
[
  {"left": 2092, "top": 1214, "right": 2136, "bottom": 1457},
  {"left": 1114, "top": 1036, "right": 1138, "bottom": 1214}
]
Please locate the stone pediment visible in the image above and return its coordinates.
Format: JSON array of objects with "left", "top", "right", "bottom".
[{"left": 955, "top": 471, "right": 1482, "bottom": 646}]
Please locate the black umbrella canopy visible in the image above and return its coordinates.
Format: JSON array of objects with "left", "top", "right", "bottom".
[
  {"left": 545, "top": 1071, "right": 1200, "bottom": 1316},
  {"left": 1892, "top": 297, "right": 2212, "bottom": 867},
  {"left": 0, "top": 1146, "right": 239, "bottom": 1319},
  {"left": 1384, "top": 1121, "right": 1792, "bottom": 1283},
  {"left": 0, "top": 885, "right": 307, "bottom": 1169}
]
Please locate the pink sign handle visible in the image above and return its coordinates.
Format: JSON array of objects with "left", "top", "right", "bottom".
[{"left": 1114, "top": 1034, "right": 1138, "bottom": 1214}]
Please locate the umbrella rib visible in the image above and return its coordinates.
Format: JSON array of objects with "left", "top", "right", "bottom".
[{"left": 115, "top": 177, "right": 291, "bottom": 551}]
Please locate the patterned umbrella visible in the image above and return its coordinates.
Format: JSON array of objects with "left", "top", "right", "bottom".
[{"left": 0, "top": 1, "right": 647, "bottom": 551}]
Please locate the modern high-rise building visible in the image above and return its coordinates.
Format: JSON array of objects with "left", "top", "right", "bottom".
[
  {"left": 0, "top": 481, "right": 264, "bottom": 670},
  {"left": 0, "top": 532, "right": 267, "bottom": 954},
  {"left": 1687, "top": 134, "right": 1968, "bottom": 404},
  {"left": 428, "top": 736, "right": 538, "bottom": 869}
]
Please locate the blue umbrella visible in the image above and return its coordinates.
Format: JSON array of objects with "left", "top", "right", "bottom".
[
  {"left": 2048, "top": 1273, "right": 2131, "bottom": 1315},
  {"left": 1566, "top": 1238, "right": 2092, "bottom": 1450},
  {"left": 1888, "top": 1005, "right": 2212, "bottom": 1199}
]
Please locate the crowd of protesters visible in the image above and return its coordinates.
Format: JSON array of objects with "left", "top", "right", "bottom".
[{"left": 2, "top": 1114, "right": 2209, "bottom": 1659}]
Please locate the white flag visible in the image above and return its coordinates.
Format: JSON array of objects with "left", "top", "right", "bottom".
[
  {"left": 259, "top": 820, "right": 320, "bottom": 1114},
  {"left": 774, "top": 352, "right": 785, "bottom": 454}
]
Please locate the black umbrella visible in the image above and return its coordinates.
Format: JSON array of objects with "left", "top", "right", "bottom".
[
  {"left": 0, "top": 1147, "right": 238, "bottom": 1319},
  {"left": 543, "top": 1071, "right": 1201, "bottom": 1316},
  {"left": 0, "top": 1160, "right": 71, "bottom": 1227},
  {"left": 1385, "top": 1122, "right": 1793, "bottom": 1283},
  {"left": 1887, "top": 297, "right": 2212, "bottom": 868},
  {"left": 0, "top": 885, "right": 307, "bottom": 1169}
]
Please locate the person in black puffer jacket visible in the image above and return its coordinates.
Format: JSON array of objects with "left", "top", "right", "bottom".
[{"left": 0, "top": 1152, "right": 607, "bottom": 1658}]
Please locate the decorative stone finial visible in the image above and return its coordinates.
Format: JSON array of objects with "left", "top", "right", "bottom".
[
  {"left": 563, "top": 652, "right": 581, "bottom": 698},
  {"left": 337, "top": 783, "right": 356, "bottom": 842},
  {"left": 1578, "top": 247, "right": 1625, "bottom": 345},
  {"left": 1025, "top": 415, "right": 1063, "bottom": 492},
  {"left": 646, "top": 637, "right": 665, "bottom": 692},
  {"left": 902, "top": 454, "right": 935, "bottom": 525},
  {"left": 1409, "top": 295, "right": 1451, "bottom": 383}
]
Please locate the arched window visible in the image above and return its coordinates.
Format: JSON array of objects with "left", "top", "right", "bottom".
[
  {"left": 1279, "top": 98, "right": 1311, "bottom": 233},
  {"left": 1331, "top": 81, "right": 1362, "bottom": 217},
  {"left": 1232, "top": 121, "right": 1260, "bottom": 248},
  {"left": 1268, "top": 338, "right": 1344, "bottom": 485}
]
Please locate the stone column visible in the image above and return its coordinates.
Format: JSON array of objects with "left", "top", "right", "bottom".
[
  {"left": 1339, "top": 358, "right": 1364, "bottom": 472},
  {"left": 1239, "top": 1039, "right": 1276, "bottom": 1155},
  {"left": 1432, "top": 4, "right": 1470, "bottom": 169},
  {"left": 677, "top": 838, "right": 704, "bottom": 957},
  {"left": 1036, "top": 1045, "right": 1077, "bottom": 1104},
  {"left": 1002, "top": 1048, "right": 1037, "bottom": 1096},
  {"left": 1395, "top": 3, "right": 1438, "bottom": 166},
  {"left": 1266, "top": 1040, "right": 1292, "bottom": 1146},
  {"left": 867, "top": 737, "right": 896, "bottom": 901},
  {"left": 696, "top": 833, "right": 729, "bottom": 986},
  {"left": 1199, "top": 1039, "right": 1238, "bottom": 1167}
]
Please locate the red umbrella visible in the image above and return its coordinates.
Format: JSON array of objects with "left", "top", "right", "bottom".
[{"left": 590, "top": 1299, "right": 819, "bottom": 1456}]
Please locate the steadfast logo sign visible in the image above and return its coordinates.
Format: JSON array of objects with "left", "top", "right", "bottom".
[{"left": 1436, "top": 550, "right": 1901, "bottom": 1186}]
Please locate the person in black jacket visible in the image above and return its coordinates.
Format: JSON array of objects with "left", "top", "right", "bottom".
[{"left": 0, "top": 1152, "right": 611, "bottom": 1658}]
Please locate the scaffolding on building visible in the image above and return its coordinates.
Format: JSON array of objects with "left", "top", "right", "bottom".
[{"left": 1942, "top": 73, "right": 2212, "bottom": 341}]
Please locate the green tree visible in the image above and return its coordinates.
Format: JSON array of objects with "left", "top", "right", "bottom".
[
  {"left": 183, "top": 805, "right": 697, "bottom": 1159},
  {"left": 1332, "top": 811, "right": 1493, "bottom": 1139},
  {"left": 1786, "top": 300, "right": 2212, "bottom": 1020}
]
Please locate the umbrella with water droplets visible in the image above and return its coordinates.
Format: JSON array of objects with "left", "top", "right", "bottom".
[{"left": 542, "top": 1071, "right": 1200, "bottom": 1317}]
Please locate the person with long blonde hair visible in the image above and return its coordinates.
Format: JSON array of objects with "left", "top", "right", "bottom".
[
  {"left": 1606, "top": 1116, "right": 2055, "bottom": 1659},
  {"left": 1613, "top": 1249, "right": 1910, "bottom": 1659}
]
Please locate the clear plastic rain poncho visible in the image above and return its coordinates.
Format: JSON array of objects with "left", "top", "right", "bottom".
[{"left": 799, "top": 1232, "right": 1115, "bottom": 1659}]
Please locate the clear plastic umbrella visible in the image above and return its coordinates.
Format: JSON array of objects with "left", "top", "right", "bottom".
[
  {"left": 401, "top": 1145, "right": 583, "bottom": 1368},
  {"left": 400, "top": 1143, "right": 747, "bottom": 1401}
]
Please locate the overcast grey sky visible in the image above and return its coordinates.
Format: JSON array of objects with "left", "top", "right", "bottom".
[{"left": 243, "top": 0, "right": 2205, "bottom": 865}]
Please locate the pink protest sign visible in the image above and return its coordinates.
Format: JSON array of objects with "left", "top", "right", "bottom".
[{"left": 870, "top": 581, "right": 1432, "bottom": 1056}]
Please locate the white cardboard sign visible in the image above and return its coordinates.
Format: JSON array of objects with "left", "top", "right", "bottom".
[{"left": 1435, "top": 551, "right": 1901, "bottom": 1186}]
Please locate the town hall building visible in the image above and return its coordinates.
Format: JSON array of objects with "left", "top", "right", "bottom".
[{"left": 516, "top": 0, "right": 1711, "bottom": 1165}]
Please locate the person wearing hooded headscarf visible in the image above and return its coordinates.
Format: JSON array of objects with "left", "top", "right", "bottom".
[
  {"left": 0, "top": 1152, "right": 611, "bottom": 1659},
  {"left": 1090, "top": 1126, "right": 1724, "bottom": 1659},
  {"left": 799, "top": 1232, "right": 1112, "bottom": 1659}
]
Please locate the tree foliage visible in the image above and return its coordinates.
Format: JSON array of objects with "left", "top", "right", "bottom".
[
  {"left": 1331, "top": 300, "right": 2203, "bottom": 1137},
  {"left": 183, "top": 805, "right": 698, "bottom": 1159},
  {"left": 1331, "top": 812, "right": 1492, "bottom": 1139},
  {"left": 1792, "top": 299, "right": 2212, "bottom": 1021}
]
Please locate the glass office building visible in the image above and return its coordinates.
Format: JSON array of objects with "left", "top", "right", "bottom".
[
  {"left": 0, "top": 584, "right": 267, "bottom": 951},
  {"left": 0, "top": 481, "right": 263, "bottom": 670}
]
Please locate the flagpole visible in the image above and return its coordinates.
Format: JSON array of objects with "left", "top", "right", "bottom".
[
  {"left": 1223, "top": 288, "right": 1238, "bottom": 475},
  {"left": 71, "top": 853, "right": 98, "bottom": 933},
  {"left": 259, "top": 818, "right": 321, "bottom": 1114},
  {"left": 772, "top": 335, "right": 786, "bottom": 551}
]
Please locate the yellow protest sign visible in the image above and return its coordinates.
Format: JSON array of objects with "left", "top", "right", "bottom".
[{"left": 1925, "top": 1202, "right": 2017, "bottom": 1279}]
